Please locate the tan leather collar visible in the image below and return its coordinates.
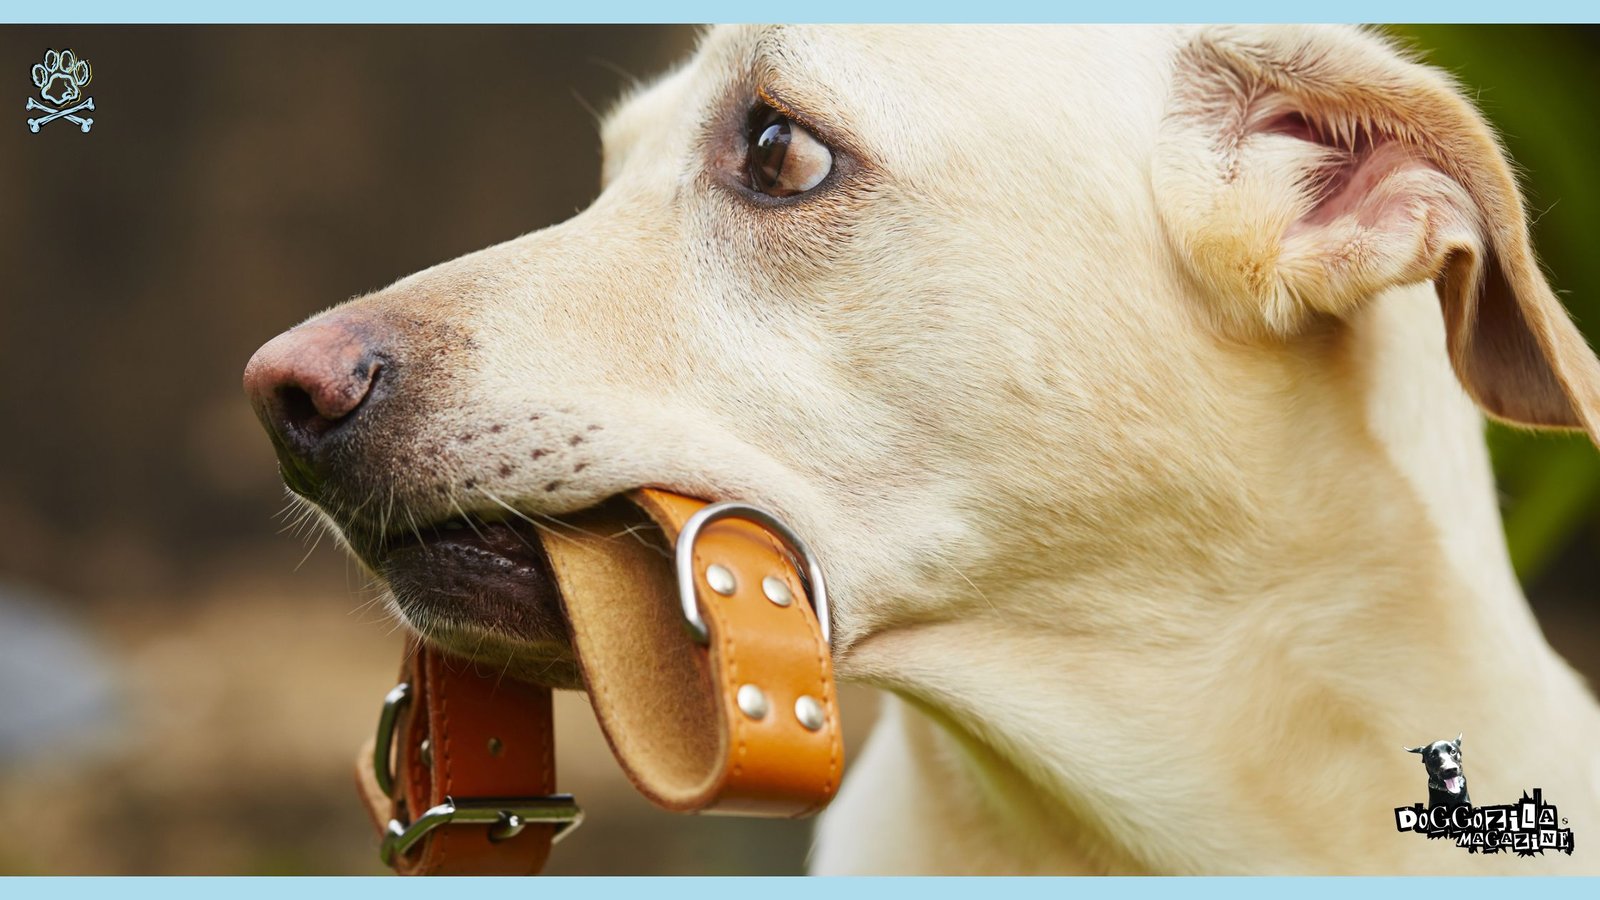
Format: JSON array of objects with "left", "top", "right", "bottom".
[{"left": 354, "top": 488, "right": 843, "bottom": 875}]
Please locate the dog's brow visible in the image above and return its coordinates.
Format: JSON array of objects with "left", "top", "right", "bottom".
[
  {"left": 745, "top": 32, "right": 869, "bottom": 163},
  {"left": 649, "top": 25, "right": 870, "bottom": 168}
]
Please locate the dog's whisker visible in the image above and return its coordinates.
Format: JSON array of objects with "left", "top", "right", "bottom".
[
  {"left": 379, "top": 486, "right": 397, "bottom": 543},
  {"left": 524, "top": 506, "right": 616, "bottom": 543},
  {"left": 467, "top": 483, "right": 556, "bottom": 538},
  {"left": 569, "top": 86, "right": 603, "bottom": 128},
  {"left": 348, "top": 587, "right": 392, "bottom": 618},
  {"left": 586, "top": 54, "right": 642, "bottom": 90},
  {"left": 290, "top": 494, "right": 346, "bottom": 567},
  {"left": 448, "top": 495, "right": 494, "bottom": 544},
  {"left": 402, "top": 505, "right": 428, "bottom": 555},
  {"left": 609, "top": 521, "right": 671, "bottom": 559},
  {"left": 472, "top": 486, "right": 586, "bottom": 547},
  {"left": 278, "top": 491, "right": 323, "bottom": 541},
  {"left": 463, "top": 484, "right": 614, "bottom": 544},
  {"left": 272, "top": 496, "right": 306, "bottom": 524},
  {"left": 492, "top": 644, "right": 519, "bottom": 691}
]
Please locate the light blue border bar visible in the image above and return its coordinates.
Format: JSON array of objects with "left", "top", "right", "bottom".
[
  {"left": 3, "top": 1, "right": 1600, "bottom": 23},
  {"left": 4, "top": 876, "right": 1600, "bottom": 894},
  {"left": 4, "top": 1, "right": 1596, "bottom": 892}
]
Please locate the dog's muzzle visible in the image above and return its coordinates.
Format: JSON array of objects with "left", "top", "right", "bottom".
[
  {"left": 1439, "top": 769, "right": 1464, "bottom": 794},
  {"left": 354, "top": 489, "right": 842, "bottom": 875}
]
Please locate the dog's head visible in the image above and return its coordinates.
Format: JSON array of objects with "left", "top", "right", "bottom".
[
  {"left": 243, "top": 26, "right": 1600, "bottom": 682},
  {"left": 1406, "top": 734, "right": 1466, "bottom": 796}
]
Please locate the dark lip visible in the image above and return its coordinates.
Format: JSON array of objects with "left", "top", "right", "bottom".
[
  {"left": 347, "top": 508, "right": 580, "bottom": 682},
  {"left": 361, "top": 513, "right": 538, "bottom": 566},
  {"left": 329, "top": 494, "right": 669, "bottom": 688},
  {"left": 335, "top": 502, "right": 540, "bottom": 570}
]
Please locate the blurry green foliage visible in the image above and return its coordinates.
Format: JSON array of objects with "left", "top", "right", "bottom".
[{"left": 1390, "top": 25, "right": 1600, "bottom": 583}]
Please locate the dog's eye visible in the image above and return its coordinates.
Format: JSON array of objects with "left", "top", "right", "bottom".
[{"left": 746, "top": 103, "right": 831, "bottom": 198}]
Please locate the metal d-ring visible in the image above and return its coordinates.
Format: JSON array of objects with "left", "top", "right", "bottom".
[
  {"left": 674, "top": 501, "right": 830, "bottom": 647},
  {"left": 373, "top": 682, "right": 412, "bottom": 796}
]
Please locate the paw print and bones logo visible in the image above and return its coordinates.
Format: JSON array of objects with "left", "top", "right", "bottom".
[{"left": 27, "top": 48, "right": 94, "bottom": 133}]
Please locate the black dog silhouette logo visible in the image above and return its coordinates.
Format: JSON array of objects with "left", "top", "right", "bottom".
[{"left": 1393, "top": 733, "right": 1575, "bottom": 856}]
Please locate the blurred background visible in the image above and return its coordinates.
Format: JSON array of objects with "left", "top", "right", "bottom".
[{"left": 0, "top": 24, "right": 1595, "bottom": 874}]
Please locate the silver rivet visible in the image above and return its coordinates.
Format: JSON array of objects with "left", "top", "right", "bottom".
[
  {"left": 761, "top": 575, "right": 793, "bottom": 607},
  {"left": 794, "top": 695, "right": 826, "bottom": 732},
  {"left": 419, "top": 738, "right": 433, "bottom": 768},
  {"left": 487, "top": 737, "right": 503, "bottom": 757},
  {"left": 705, "top": 563, "right": 737, "bottom": 596},
  {"left": 488, "top": 811, "right": 525, "bottom": 842},
  {"left": 736, "top": 684, "right": 769, "bottom": 720}
]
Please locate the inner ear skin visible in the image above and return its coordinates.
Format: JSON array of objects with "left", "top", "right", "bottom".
[
  {"left": 1442, "top": 252, "right": 1580, "bottom": 429},
  {"left": 1260, "top": 110, "right": 1386, "bottom": 231}
]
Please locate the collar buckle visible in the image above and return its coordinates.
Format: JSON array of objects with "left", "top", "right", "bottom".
[
  {"left": 380, "top": 795, "right": 584, "bottom": 867},
  {"left": 371, "top": 679, "right": 582, "bottom": 868}
]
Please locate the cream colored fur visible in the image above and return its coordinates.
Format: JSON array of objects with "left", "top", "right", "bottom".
[{"left": 335, "top": 25, "right": 1600, "bottom": 873}]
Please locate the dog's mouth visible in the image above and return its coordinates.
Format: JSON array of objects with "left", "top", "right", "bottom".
[
  {"left": 1439, "top": 770, "right": 1464, "bottom": 794},
  {"left": 345, "top": 495, "right": 660, "bottom": 687}
]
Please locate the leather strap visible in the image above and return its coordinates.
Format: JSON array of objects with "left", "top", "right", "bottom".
[
  {"left": 355, "top": 489, "right": 841, "bottom": 874},
  {"left": 355, "top": 642, "right": 560, "bottom": 875},
  {"left": 554, "top": 488, "right": 843, "bottom": 816}
]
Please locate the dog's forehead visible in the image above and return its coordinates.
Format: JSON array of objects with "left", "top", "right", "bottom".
[{"left": 604, "top": 25, "right": 1181, "bottom": 181}]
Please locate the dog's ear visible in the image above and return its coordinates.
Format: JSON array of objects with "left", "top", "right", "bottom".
[
  {"left": 1455, "top": 733, "right": 1463, "bottom": 750},
  {"left": 1155, "top": 25, "right": 1600, "bottom": 444},
  {"left": 1403, "top": 745, "right": 1426, "bottom": 754}
]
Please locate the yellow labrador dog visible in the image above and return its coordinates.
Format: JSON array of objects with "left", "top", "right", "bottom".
[{"left": 244, "top": 25, "right": 1600, "bottom": 874}]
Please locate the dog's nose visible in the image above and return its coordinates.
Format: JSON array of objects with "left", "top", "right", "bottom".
[{"left": 243, "top": 314, "right": 387, "bottom": 482}]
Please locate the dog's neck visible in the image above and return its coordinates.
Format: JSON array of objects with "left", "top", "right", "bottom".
[{"left": 820, "top": 285, "right": 1600, "bottom": 874}]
